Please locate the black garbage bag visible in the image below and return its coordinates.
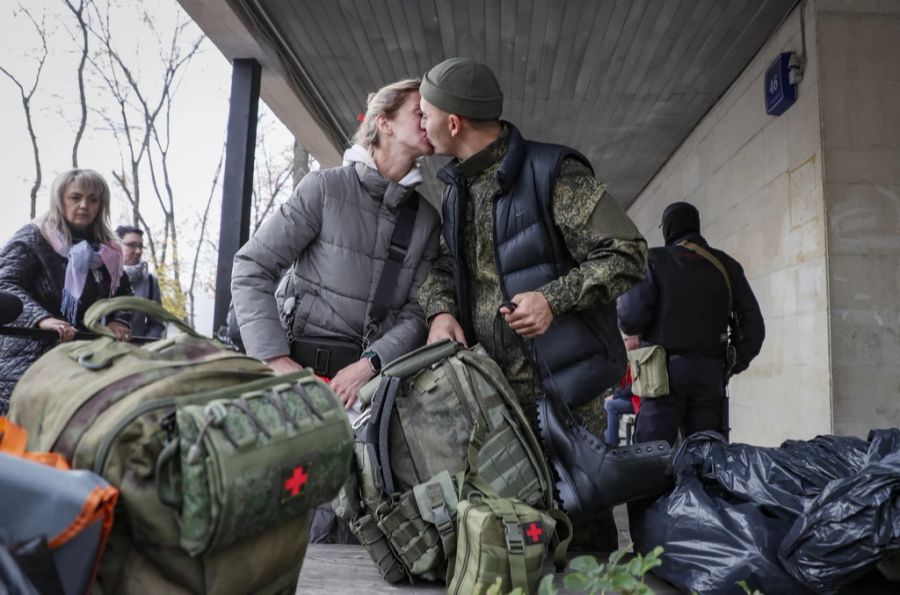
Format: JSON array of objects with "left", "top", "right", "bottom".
[
  {"left": 778, "top": 431, "right": 900, "bottom": 593},
  {"left": 630, "top": 432, "right": 813, "bottom": 594},
  {"left": 865, "top": 428, "right": 900, "bottom": 464},
  {"left": 674, "top": 431, "right": 868, "bottom": 516}
]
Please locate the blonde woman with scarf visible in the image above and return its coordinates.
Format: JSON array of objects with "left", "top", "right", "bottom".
[{"left": 0, "top": 169, "right": 133, "bottom": 412}]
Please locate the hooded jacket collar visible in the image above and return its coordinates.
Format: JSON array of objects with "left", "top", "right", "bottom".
[{"left": 342, "top": 144, "right": 422, "bottom": 209}]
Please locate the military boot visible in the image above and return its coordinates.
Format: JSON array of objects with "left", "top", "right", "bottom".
[{"left": 536, "top": 397, "right": 674, "bottom": 521}]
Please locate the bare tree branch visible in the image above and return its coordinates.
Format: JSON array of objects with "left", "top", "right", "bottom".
[
  {"left": 62, "top": 0, "right": 90, "bottom": 167},
  {"left": 0, "top": 5, "right": 48, "bottom": 217}
]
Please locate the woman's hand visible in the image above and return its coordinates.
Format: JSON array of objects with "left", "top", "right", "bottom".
[
  {"left": 330, "top": 358, "right": 376, "bottom": 411},
  {"left": 38, "top": 317, "right": 77, "bottom": 342},
  {"left": 107, "top": 321, "right": 131, "bottom": 342}
]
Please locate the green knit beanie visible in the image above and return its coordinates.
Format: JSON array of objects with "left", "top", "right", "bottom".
[{"left": 420, "top": 57, "right": 503, "bottom": 120}]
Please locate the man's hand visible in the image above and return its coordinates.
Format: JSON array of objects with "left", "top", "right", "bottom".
[
  {"left": 265, "top": 355, "right": 304, "bottom": 375},
  {"left": 427, "top": 312, "right": 467, "bottom": 346},
  {"left": 106, "top": 321, "right": 131, "bottom": 342},
  {"left": 38, "top": 317, "right": 76, "bottom": 342},
  {"left": 502, "top": 292, "right": 554, "bottom": 338},
  {"left": 330, "top": 358, "right": 375, "bottom": 410}
]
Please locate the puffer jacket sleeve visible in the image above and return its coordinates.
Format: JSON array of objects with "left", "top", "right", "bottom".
[
  {"left": 367, "top": 217, "right": 440, "bottom": 366},
  {"left": 232, "top": 172, "right": 324, "bottom": 361},
  {"left": 0, "top": 225, "right": 53, "bottom": 327}
]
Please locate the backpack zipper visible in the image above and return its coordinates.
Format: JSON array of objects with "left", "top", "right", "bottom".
[
  {"left": 445, "top": 360, "right": 475, "bottom": 429},
  {"left": 450, "top": 503, "right": 476, "bottom": 594}
]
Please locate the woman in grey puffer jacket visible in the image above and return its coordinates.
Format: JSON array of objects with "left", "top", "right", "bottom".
[{"left": 232, "top": 79, "right": 440, "bottom": 409}]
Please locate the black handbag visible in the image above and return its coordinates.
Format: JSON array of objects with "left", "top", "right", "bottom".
[{"left": 290, "top": 336, "right": 362, "bottom": 378}]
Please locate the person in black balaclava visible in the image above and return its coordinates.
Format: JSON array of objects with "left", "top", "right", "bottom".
[{"left": 618, "top": 201, "right": 765, "bottom": 445}]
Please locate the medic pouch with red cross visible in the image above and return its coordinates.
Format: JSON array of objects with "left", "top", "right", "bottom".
[
  {"left": 447, "top": 496, "right": 570, "bottom": 595},
  {"left": 156, "top": 371, "right": 353, "bottom": 556}
]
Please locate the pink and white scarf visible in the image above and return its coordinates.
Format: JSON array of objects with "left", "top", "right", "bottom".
[{"left": 37, "top": 223, "right": 124, "bottom": 325}]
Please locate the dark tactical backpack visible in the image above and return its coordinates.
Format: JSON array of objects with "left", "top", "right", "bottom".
[
  {"left": 334, "top": 340, "right": 557, "bottom": 583},
  {"left": 9, "top": 297, "right": 353, "bottom": 594}
]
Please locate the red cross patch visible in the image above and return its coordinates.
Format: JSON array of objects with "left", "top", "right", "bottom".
[
  {"left": 281, "top": 464, "right": 309, "bottom": 502},
  {"left": 523, "top": 520, "right": 543, "bottom": 544}
]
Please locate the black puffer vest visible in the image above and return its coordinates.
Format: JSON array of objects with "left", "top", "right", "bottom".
[{"left": 437, "top": 125, "right": 625, "bottom": 407}]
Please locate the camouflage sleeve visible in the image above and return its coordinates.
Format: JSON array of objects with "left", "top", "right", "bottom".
[
  {"left": 538, "top": 159, "right": 648, "bottom": 314},
  {"left": 417, "top": 233, "right": 458, "bottom": 321}
]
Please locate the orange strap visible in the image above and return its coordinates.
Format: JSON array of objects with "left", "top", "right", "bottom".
[
  {"left": 48, "top": 485, "right": 119, "bottom": 594},
  {"left": 0, "top": 417, "right": 70, "bottom": 470},
  {"left": 0, "top": 417, "right": 28, "bottom": 454},
  {"left": 48, "top": 485, "right": 119, "bottom": 548}
]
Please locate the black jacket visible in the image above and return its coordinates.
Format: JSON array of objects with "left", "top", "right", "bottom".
[
  {"left": 618, "top": 232, "right": 764, "bottom": 375},
  {"left": 0, "top": 224, "right": 132, "bottom": 410},
  {"left": 439, "top": 125, "right": 626, "bottom": 407}
]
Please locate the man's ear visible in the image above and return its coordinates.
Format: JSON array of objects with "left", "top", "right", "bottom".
[{"left": 448, "top": 114, "right": 462, "bottom": 138}]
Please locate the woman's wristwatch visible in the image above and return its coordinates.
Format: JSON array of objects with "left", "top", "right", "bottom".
[{"left": 362, "top": 350, "right": 382, "bottom": 374}]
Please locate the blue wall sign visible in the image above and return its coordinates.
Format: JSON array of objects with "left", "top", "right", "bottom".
[{"left": 765, "top": 52, "right": 799, "bottom": 116}]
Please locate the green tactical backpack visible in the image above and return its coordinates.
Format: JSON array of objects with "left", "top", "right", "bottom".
[
  {"left": 8, "top": 297, "right": 353, "bottom": 594},
  {"left": 334, "top": 340, "right": 557, "bottom": 584}
]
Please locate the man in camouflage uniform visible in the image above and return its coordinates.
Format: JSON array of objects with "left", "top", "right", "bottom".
[{"left": 417, "top": 57, "right": 648, "bottom": 550}]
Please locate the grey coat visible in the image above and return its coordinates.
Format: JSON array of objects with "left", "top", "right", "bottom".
[{"left": 232, "top": 163, "right": 440, "bottom": 365}]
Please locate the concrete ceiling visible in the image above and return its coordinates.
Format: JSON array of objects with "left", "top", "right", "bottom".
[{"left": 181, "top": 0, "right": 796, "bottom": 208}]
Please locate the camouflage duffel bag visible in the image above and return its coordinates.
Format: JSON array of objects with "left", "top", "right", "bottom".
[
  {"left": 334, "top": 340, "right": 557, "bottom": 584},
  {"left": 9, "top": 297, "right": 353, "bottom": 594}
]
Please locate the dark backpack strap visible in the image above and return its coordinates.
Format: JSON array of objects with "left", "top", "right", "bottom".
[
  {"left": 376, "top": 376, "right": 402, "bottom": 494},
  {"left": 359, "top": 375, "right": 402, "bottom": 495},
  {"left": 368, "top": 194, "right": 420, "bottom": 329}
]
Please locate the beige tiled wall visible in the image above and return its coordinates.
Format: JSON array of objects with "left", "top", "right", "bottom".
[
  {"left": 626, "top": 2, "right": 832, "bottom": 445},
  {"left": 818, "top": 1, "right": 900, "bottom": 436}
]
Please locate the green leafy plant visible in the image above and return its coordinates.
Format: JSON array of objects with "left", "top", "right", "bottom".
[
  {"left": 487, "top": 545, "right": 664, "bottom": 595},
  {"left": 737, "top": 580, "right": 765, "bottom": 595}
]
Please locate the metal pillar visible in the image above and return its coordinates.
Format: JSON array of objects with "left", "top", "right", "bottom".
[{"left": 213, "top": 58, "right": 261, "bottom": 333}]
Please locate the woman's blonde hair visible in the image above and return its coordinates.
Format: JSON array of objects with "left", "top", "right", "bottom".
[
  {"left": 352, "top": 78, "right": 421, "bottom": 149},
  {"left": 44, "top": 169, "right": 115, "bottom": 246}
]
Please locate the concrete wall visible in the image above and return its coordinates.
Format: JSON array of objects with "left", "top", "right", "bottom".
[
  {"left": 626, "top": 2, "right": 830, "bottom": 445},
  {"left": 817, "top": 0, "right": 900, "bottom": 436}
]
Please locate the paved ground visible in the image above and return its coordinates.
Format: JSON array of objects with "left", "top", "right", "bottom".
[{"left": 297, "top": 505, "right": 679, "bottom": 594}]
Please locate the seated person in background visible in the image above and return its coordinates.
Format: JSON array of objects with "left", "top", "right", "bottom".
[
  {"left": 116, "top": 225, "right": 165, "bottom": 339},
  {"left": 0, "top": 169, "right": 132, "bottom": 413},
  {"left": 231, "top": 78, "right": 440, "bottom": 410},
  {"left": 604, "top": 334, "right": 640, "bottom": 446}
]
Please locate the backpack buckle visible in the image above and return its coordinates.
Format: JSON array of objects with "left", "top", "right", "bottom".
[{"left": 504, "top": 520, "right": 525, "bottom": 554}]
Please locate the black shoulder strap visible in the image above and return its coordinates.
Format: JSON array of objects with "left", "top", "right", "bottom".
[{"left": 368, "top": 194, "right": 420, "bottom": 328}]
